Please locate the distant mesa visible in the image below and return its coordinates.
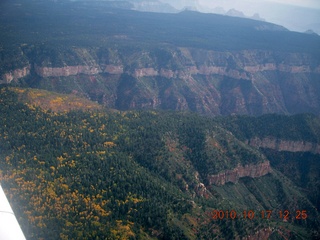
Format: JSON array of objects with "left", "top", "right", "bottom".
[
  {"left": 225, "top": 8, "right": 265, "bottom": 21},
  {"left": 304, "top": 29, "right": 318, "bottom": 35},
  {"left": 225, "top": 8, "right": 246, "bottom": 18}
]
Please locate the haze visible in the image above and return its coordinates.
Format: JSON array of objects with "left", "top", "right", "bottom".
[{"left": 159, "top": 0, "right": 320, "bottom": 33}]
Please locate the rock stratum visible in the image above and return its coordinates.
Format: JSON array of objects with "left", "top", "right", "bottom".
[
  {"left": 207, "top": 161, "right": 271, "bottom": 185},
  {"left": 26, "top": 49, "right": 320, "bottom": 79},
  {"left": 247, "top": 137, "right": 320, "bottom": 154},
  {"left": 1, "top": 1, "right": 320, "bottom": 116},
  {"left": 2, "top": 47, "right": 320, "bottom": 116},
  {"left": 1, "top": 66, "right": 30, "bottom": 84}
]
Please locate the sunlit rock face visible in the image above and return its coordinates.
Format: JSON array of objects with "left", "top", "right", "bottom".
[
  {"left": 207, "top": 161, "right": 271, "bottom": 186},
  {"left": 3, "top": 47, "right": 320, "bottom": 116},
  {"left": 246, "top": 137, "right": 320, "bottom": 154},
  {"left": 35, "top": 65, "right": 101, "bottom": 77},
  {"left": 0, "top": 66, "right": 30, "bottom": 84}
]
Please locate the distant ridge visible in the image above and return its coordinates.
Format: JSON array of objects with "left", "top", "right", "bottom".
[{"left": 0, "top": 0, "right": 319, "bottom": 117}]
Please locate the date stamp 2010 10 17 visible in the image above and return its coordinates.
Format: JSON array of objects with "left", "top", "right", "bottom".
[{"left": 212, "top": 210, "right": 308, "bottom": 220}]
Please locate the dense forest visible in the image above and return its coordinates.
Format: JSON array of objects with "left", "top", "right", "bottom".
[{"left": 0, "top": 87, "right": 319, "bottom": 239}]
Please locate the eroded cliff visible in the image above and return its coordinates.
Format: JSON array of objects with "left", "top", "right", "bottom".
[
  {"left": 29, "top": 48, "right": 320, "bottom": 79},
  {"left": 0, "top": 66, "right": 30, "bottom": 84},
  {"left": 207, "top": 161, "right": 271, "bottom": 186},
  {"left": 246, "top": 137, "right": 320, "bottom": 154},
  {"left": 2, "top": 47, "right": 320, "bottom": 116}
]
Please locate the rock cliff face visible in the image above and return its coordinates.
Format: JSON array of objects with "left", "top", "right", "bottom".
[
  {"left": 32, "top": 62, "right": 319, "bottom": 80},
  {"left": 246, "top": 137, "right": 320, "bottom": 154},
  {"left": 34, "top": 64, "right": 126, "bottom": 77},
  {"left": 207, "top": 161, "right": 271, "bottom": 185},
  {"left": 35, "top": 65, "right": 101, "bottom": 77},
  {"left": 2, "top": 47, "right": 320, "bottom": 116},
  {"left": 0, "top": 66, "right": 30, "bottom": 84},
  {"left": 32, "top": 49, "right": 320, "bottom": 79}
]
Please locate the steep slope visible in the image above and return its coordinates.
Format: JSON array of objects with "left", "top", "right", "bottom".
[
  {"left": 1, "top": 0, "right": 320, "bottom": 116},
  {"left": 0, "top": 87, "right": 319, "bottom": 239},
  {"left": 220, "top": 114, "right": 320, "bottom": 218},
  {"left": 9, "top": 87, "right": 103, "bottom": 112}
]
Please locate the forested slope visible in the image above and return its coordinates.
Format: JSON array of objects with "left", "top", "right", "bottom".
[
  {"left": 0, "top": 87, "right": 319, "bottom": 239},
  {"left": 220, "top": 114, "right": 320, "bottom": 221}
]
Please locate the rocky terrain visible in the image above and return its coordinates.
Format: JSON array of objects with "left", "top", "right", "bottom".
[
  {"left": 2, "top": 47, "right": 320, "bottom": 116},
  {"left": 1, "top": 66, "right": 30, "bottom": 83},
  {"left": 208, "top": 161, "right": 271, "bottom": 185},
  {"left": 1, "top": 0, "right": 320, "bottom": 116},
  {"left": 1, "top": 1, "right": 320, "bottom": 239},
  {"left": 247, "top": 137, "right": 320, "bottom": 154}
]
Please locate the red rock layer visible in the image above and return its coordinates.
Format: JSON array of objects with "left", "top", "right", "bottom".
[{"left": 207, "top": 161, "right": 271, "bottom": 186}]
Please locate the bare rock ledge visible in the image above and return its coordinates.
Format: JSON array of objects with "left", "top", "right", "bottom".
[{"left": 207, "top": 161, "right": 271, "bottom": 186}]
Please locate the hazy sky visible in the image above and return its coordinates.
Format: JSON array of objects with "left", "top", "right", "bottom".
[
  {"left": 267, "top": 0, "right": 320, "bottom": 9},
  {"left": 166, "top": 0, "right": 320, "bottom": 33},
  {"left": 197, "top": 0, "right": 320, "bottom": 13},
  {"left": 72, "top": 0, "right": 320, "bottom": 33}
]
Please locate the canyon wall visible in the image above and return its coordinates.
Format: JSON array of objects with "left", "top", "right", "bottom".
[
  {"left": 31, "top": 48, "right": 320, "bottom": 79},
  {"left": 35, "top": 65, "right": 101, "bottom": 77},
  {"left": 246, "top": 137, "right": 320, "bottom": 154},
  {"left": 35, "top": 64, "right": 124, "bottom": 77},
  {"left": 2, "top": 47, "right": 320, "bottom": 116},
  {"left": 207, "top": 161, "right": 271, "bottom": 186},
  {"left": 3, "top": 48, "right": 318, "bottom": 80},
  {"left": 0, "top": 66, "right": 30, "bottom": 84},
  {"left": 30, "top": 62, "right": 318, "bottom": 80}
]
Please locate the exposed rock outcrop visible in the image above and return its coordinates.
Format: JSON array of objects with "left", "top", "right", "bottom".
[
  {"left": 31, "top": 48, "right": 320, "bottom": 79},
  {"left": 194, "top": 183, "right": 210, "bottom": 198},
  {"left": 130, "top": 63, "right": 318, "bottom": 79},
  {"left": 207, "top": 161, "right": 271, "bottom": 186},
  {"left": 3, "top": 47, "right": 320, "bottom": 116},
  {"left": 35, "top": 65, "right": 101, "bottom": 77},
  {"left": 104, "top": 65, "right": 124, "bottom": 75},
  {"left": 0, "top": 66, "right": 30, "bottom": 83},
  {"left": 34, "top": 64, "right": 125, "bottom": 77},
  {"left": 133, "top": 68, "right": 159, "bottom": 78},
  {"left": 193, "top": 171, "right": 211, "bottom": 198},
  {"left": 246, "top": 137, "right": 320, "bottom": 154},
  {"left": 31, "top": 61, "right": 320, "bottom": 81}
]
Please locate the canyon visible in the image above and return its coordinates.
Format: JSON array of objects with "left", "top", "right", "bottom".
[
  {"left": 1, "top": 0, "right": 319, "bottom": 117},
  {"left": 1, "top": 2, "right": 319, "bottom": 238},
  {"left": 1, "top": 47, "right": 320, "bottom": 116},
  {"left": 4, "top": 49, "right": 320, "bottom": 80},
  {"left": 30, "top": 61, "right": 319, "bottom": 80}
]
